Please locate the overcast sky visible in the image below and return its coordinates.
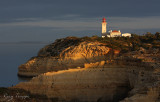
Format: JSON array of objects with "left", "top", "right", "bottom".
[{"left": 0, "top": 0, "right": 160, "bottom": 42}]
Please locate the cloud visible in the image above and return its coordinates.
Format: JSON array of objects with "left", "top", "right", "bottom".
[
  {"left": 108, "top": 16, "right": 160, "bottom": 30},
  {"left": 0, "top": 18, "right": 100, "bottom": 31},
  {"left": 0, "top": 0, "right": 160, "bottom": 23},
  {"left": 0, "top": 16, "right": 160, "bottom": 32},
  {"left": 0, "top": 0, "right": 160, "bottom": 42},
  {"left": 0, "top": 16, "right": 160, "bottom": 42}
]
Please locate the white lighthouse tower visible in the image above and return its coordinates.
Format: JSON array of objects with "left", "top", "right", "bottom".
[{"left": 101, "top": 17, "right": 107, "bottom": 38}]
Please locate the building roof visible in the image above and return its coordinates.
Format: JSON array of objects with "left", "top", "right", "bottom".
[{"left": 112, "top": 30, "right": 119, "bottom": 32}]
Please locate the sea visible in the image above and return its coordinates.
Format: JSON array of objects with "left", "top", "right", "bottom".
[{"left": 0, "top": 43, "right": 48, "bottom": 87}]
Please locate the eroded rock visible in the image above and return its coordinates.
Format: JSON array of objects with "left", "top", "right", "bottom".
[{"left": 18, "top": 40, "right": 111, "bottom": 77}]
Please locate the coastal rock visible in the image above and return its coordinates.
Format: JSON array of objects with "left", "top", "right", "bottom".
[
  {"left": 18, "top": 37, "right": 111, "bottom": 77},
  {"left": 15, "top": 62, "right": 130, "bottom": 102},
  {"left": 16, "top": 37, "right": 160, "bottom": 101},
  {"left": 15, "top": 53, "right": 160, "bottom": 102}
]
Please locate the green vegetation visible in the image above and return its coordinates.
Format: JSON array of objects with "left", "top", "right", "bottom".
[
  {"left": 38, "top": 32, "right": 160, "bottom": 57},
  {"left": 80, "top": 32, "right": 160, "bottom": 53}
]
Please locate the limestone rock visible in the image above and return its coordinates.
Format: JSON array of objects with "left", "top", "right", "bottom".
[
  {"left": 18, "top": 37, "right": 111, "bottom": 77},
  {"left": 16, "top": 37, "right": 160, "bottom": 101},
  {"left": 15, "top": 53, "right": 160, "bottom": 102},
  {"left": 15, "top": 64, "right": 130, "bottom": 102}
]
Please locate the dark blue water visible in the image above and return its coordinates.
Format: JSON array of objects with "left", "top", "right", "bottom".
[{"left": 0, "top": 43, "right": 47, "bottom": 87}]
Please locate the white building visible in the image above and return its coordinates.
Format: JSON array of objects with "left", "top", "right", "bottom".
[
  {"left": 108, "top": 30, "right": 121, "bottom": 37},
  {"left": 101, "top": 18, "right": 131, "bottom": 38},
  {"left": 101, "top": 18, "right": 121, "bottom": 38},
  {"left": 122, "top": 33, "right": 131, "bottom": 37}
]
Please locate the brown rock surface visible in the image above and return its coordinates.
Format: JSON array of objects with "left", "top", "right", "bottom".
[
  {"left": 15, "top": 51, "right": 160, "bottom": 102},
  {"left": 15, "top": 62, "right": 130, "bottom": 102},
  {"left": 18, "top": 37, "right": 111, "bottom": 77},
  {"left": 16, "top": 37, "right": 160, "bottom": 102}
]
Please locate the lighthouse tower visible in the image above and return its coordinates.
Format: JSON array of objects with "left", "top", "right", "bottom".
[{"left": 102, "top": 17, "right": 107, "bottom": 34}]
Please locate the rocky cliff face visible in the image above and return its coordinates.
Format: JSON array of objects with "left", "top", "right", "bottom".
[
  {"left": 119, "top": 50, "right": 160, "bottom": 102},
  {"left": 16, "top": 37, "right": 160, "bottom": 102},
  {"left": 15, "top": 62, "right": 130, "bottom": 102},
  {"left": 18, "top": 37, "right": 112, "bottom": 77},
  {"left": 15, "top": 54, "right": 160, "bottom": 102}
]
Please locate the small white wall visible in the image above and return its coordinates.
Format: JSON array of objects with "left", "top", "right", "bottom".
[
  {"left": 110, "top": 32, "right": 122, "bottom": 37},
  {"left": 122, "top": 33, "right": 131, "bottom": 37}
]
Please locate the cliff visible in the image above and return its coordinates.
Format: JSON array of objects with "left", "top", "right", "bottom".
[
  {"left": 15, "top": 62, "right": 130, "bottom": 102},
  {"left": 15, "top": 36, "right": 160, "bottom": 102},
  {"left": 18, "top": 37, "right": 113, "bottom": 77},
  {"left": 14, "top": 51, "right": 160, "bottom": 102}
]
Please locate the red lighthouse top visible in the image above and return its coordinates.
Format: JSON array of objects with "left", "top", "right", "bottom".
[{"left": 102, "top": 17, "right": 106, "bottom": 23}]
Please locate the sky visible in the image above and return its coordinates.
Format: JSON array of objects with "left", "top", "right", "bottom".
[{"left": 0, "top": 0, "right": 160, "bottom": 42}]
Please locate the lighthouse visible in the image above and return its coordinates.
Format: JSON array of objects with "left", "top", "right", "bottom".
[{"left": 102, "top": 17, "right": 107, "bottom": 34}]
